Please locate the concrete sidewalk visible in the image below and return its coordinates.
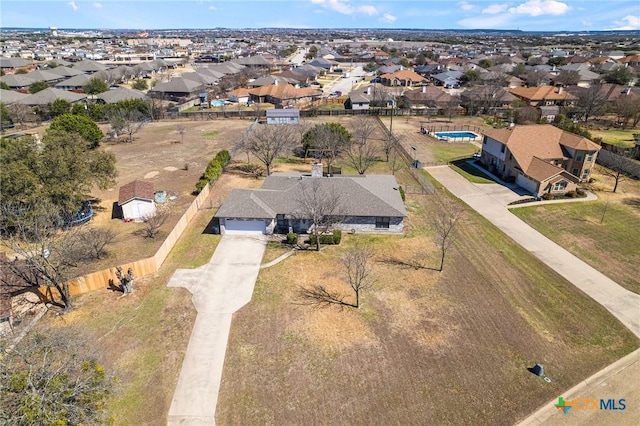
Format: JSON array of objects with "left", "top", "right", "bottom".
[
  {"left": 166, "top": 235, "right": 267, "bottom": 426},
  {"left": 426, "top": 165, "right": 640, "bottom": 338}
]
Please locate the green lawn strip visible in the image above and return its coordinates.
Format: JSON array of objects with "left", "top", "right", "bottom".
[
  {"left": 430, "top": 141, "right": 479, "bottom": 163},
  {"left": 450, "top": 160, "right": 495, "bottom": 184},
  {"left": 512, "top": 201, "right": 640, "bottom": 294},
  {"left": 590, "top": 129, "right": 638, "bottom": 148}
]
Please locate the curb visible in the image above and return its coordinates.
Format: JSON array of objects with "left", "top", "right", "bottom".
[{"left": 517, "top": 347, "right": 640, "bottom": 425}]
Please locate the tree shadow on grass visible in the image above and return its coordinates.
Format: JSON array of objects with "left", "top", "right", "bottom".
[
  {"left": 622, "top": 197, "right": 640, "bottom": 210},
  {"left": 378, "top": 256, "right": 440, "bottom": 272}
]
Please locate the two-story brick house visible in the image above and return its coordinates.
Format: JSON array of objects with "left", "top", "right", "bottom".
[{"left": 480, "top": 124, "right": 600, "bottom": 197}]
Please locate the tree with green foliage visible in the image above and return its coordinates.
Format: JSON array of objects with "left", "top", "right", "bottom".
[
  {"left": 553, "top": 114, "right": 592, "bottom": 138},
  {"left": 510, "top": 63, "right": 527, "bottom": 77},
  {"left": 605, "top": 66, "right": 634, "bottom": 85},
  {"left": 547, "top": 56, "right": 568, "bottom": 67},
  {"left": 0, "top": 328, "right": 114, "bottom": 423},
  {"left": 305, "top": 45, "right": 318, "bottom": 60},
  {"left": 363, "top": 62, "right": 378, "bottom": 72},
  {"left": 478, "top": 59, "right": 493, "bottom": 69},
  {"left": 132, "top": 79, "right": 148, "bottom": 90},
  {"left": 0, "top": 102, "right": 14, "bottom": 130},
  {"left": 302, "top": 122, "right": 351, "bottom": 173},
  {"left": 0, "top": 129, "right": 116, "bottom": 214},
  {"left": 0, "top": 81, "right": 9, "bottom": 90},
  {"left": 461, "top": 69, "right": 480, "bottom": 83},
  {"left": 28, "top": 80, "right": 49, "bottom": 94},
  {"left": 83, "top": 76, "right": 109, "bottom": 94},
  {"left": 49, "top": 113, "right": 104, "bottom": 148},
  {"left": 47, "top": 98, "right": 72, "bottom": 118}
]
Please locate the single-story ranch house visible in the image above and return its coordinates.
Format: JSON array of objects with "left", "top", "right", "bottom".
[
  {"left": 215, "top": 167, "right": 407, "bottom": 235},
  {"left": 480, "top": 124, "right": 601, "bottom": 197}
]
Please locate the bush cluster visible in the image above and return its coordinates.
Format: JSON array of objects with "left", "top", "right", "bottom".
[
  {"left": 286, "top": 233, "right": 298, "bottom": 245},
  {"left": 195, "top": 150, "right": 231, "bottom": 193},
  {"left": 399, "top": 186, "right": 406, "bottom": 202},
  {"left": 541, "top": 193, "right": 555, "bottom": 200},
  {"left": 309, "top": 230, "right": 342, "bottom": 245}
]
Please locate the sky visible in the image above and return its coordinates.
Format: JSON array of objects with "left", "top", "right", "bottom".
[{"left": 1, "top": 0, "right": 639, "bottom": 31}]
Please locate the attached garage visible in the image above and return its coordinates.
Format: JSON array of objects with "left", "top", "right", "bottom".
[
  {"left": 516, "top": 172, "right": 539, "bottom": 196},
  {"left": 222, "top": 218, "right": 266, "bottom": 235}
]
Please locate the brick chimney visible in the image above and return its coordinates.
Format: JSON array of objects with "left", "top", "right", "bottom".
[{"left": 311, "top": 162, "right": 323, "bottom": 177}]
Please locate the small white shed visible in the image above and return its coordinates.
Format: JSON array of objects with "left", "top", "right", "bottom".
[{"left": 118, "top": 180, "right": 156, "bottom": 221}]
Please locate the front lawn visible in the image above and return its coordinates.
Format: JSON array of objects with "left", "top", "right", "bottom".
[
  {"left": 511, "top": 200, "right": 640, "bottom": 294},
  {"left": 450, "top": 159, "right": 496, "bottom": 184},
  {"left": 216, "top": 191, "right": 638, "bottom": 425}
]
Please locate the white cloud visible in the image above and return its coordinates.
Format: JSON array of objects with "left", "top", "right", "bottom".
[
  {"left": 359, "top": 5, "right": 378, "bottom": 16},
  {"left": 93, "top": 3, "right": 102, "bottom": 8},
  {"left": 381, "top": 13, "right": 397, "bottom": 23},
  {"left": 483, "top": 4, "right": 508, "bottom": 15},
  {"left": 68, "top": 1, "right": 78, "bottom": 11},
  {"left": 459, "top": 1, "right": 475, "bottom": 11},
  {"left": 310, "top": 0, "right": 380, "bottom": 16},
  {"left": 611, "top": 15, "right": 640, "bottom": 30},
  {"left": 509, "top": 0, "right": 570, "bottom": 17},
  {"left": 209, "top": 5, "right": 217, "bottom": 11}
]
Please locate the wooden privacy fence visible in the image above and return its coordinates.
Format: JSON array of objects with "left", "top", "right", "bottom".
[{"left": 66, "top": 182, "right": 212, "bottom": 296}]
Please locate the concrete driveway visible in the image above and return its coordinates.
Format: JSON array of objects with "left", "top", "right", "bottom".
[
  {"left": 426, "top": 165, "right": 640, "bottom": 338},
  {"left": 166, "top": 235, "right": 267, "bottom": 425}
]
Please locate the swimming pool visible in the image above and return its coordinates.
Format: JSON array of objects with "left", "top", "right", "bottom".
[
  {"left": 434, "top": 131, "right": 479, "bottom": 141},
  {"left": 211, "top": 100, "right": 226, "bottom": 107}
]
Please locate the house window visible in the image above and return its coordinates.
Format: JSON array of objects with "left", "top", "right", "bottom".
[
  {"left": 575, "top": 151, "right": 583, "bottom": 161},
  {"left": 552, "top": 181, "right": 567, "bottom": 191},
  {"left": 572, "top": 168, "right": 579, "bottom": 176},
  {"left": 375, "top": 217, "right": 390, "bottom": 229},
  {"left": 500, "top": 144, "right": 506, "bottom": 153},
  {"left": 582, "top": 169, "right": 590, "bottom": 179},
  {"left": 586, "top": 153, "right": 594, "bottom": 162}
]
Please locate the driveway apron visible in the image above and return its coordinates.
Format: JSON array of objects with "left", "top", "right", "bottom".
[
  {"left": 167, "top": 235, "right": 267, "bottom": 425},
  {"left": 427, "top": 166, "right": 640, "bottom": 338}
]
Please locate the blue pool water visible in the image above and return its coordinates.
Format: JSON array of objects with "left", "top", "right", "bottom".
[
  {"left": 211, "top": 100, "right": 226, "bottom": 107},
  {"left": 435, "top": 131, "right": 478, "bottom": 139}
]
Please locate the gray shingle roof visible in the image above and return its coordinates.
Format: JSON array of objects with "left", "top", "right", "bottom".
[
  {"left": 216, "top": 174, "right": 406, "bottom": 220},
  {"left": 97, "top": 88, "right": 148, "bottom": 103},
  {"left": 18, "top": 88, "right": 87, "bottom": 105}
]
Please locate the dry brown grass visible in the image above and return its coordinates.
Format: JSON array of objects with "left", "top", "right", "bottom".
[{"left": 216, "top": 189, "right": 638, "bottom": 425}]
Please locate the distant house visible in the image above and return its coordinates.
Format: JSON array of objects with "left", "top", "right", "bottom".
[
  {"left": 431, "top": 70, "right": 463, "bottom": 88},
  {"left": 117, "top": 180, "right": 156, "bottom": 221},
  {"left": 509, "top": 85, "right": 576, "bottom": 107},
  {"left": 227, "top": 87, "right": 252, "bottom": 104},
  {"left": 480, "top": 124, "right": 600, "bottom": 197},
  {"left": 266, "top": 108, "right": 300, "bottom": 124},
  {"left": 402, "top": 85, "right": 453, "bottom": 112},
  {"left": 379, "top": 69, "right": 428, "bottom": 87},
  {"left": 215, "top": 170, "right": 407, "bottom": 235}
]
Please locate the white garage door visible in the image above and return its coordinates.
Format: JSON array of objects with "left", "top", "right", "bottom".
[
  {"left": 224, "top": 219, "right": 266, "bottom": 234},
  {"left": 516, "top": 173, "right": 539, "bottom": 195}
]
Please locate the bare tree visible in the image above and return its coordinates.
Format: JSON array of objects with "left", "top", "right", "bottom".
[
  {"left": 444, "top": 95, "right": 461, "bottom": 122},
  {"left": 6, "top": 103, "right": 33, "bottom": 129},
  {"left": 0, "top": 204, "right": 77, "bottom": 310},
  {"left": 298, "top": 244, "right": 375, "bottom": 309},
  {"left": 554, "top": 70, "right": 580, "bottom": 86},
  {"left": 387, "top": 147, "right": 405, "bottom": 175},
  {"left": 107, "top": 109, "right": 149, "bottom": 142},
  {"left": 345, "top": 116, "right": 378, "bottom": 174},
  {"left": 176, "top": 124, "right": 186, "bottom": 143},
  {"left": 245, "top": 123, "right": 299, "bottom": 175},
  {"left": 382, "top": 130, "right": 398, "bottom": 162},
  {"left": 341, "top": 244, "right": 375, "bottom": 308},
  {"left": 142, "top": 208, "right": 169, "bottom": 239},
  {"left": 295, "top": 179, "right": 344, "bottom": 251},
  {"left": 69, "top": 227, "right": 116, "bottom": 260},
  {"left": 525, "top": 69, "right": 549, "bottom": 87},
  {"left": 615, "top": 94, "right": 640, "bottom": 128},
  {"left": 432, "top": 194, "right": 464, "bottom": 272},
  {"left": 574, "top": 84, "right": 609, "bottom": 123},
  {"left": 599, "top": 150, "right": 633, "bottom": 193}
]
